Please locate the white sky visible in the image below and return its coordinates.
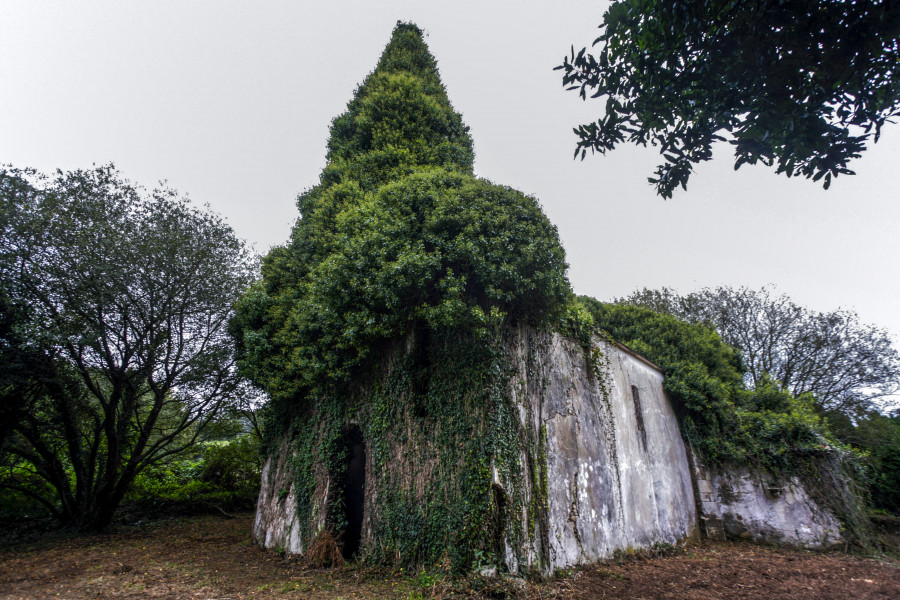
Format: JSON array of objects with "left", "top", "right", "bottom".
[{"left": 3, "top": 0, "right": 899, "bottom": 345}]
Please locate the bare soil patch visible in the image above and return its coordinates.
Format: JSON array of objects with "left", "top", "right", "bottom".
[
  {"left": 0, "top": 513, "right": 897, "bottom": 599},
  {"left": 557, "top": 544, "right": 900, "bottom": 600}
]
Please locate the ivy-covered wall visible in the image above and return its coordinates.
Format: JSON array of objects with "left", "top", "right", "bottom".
[
  {"left": 252, "top": 325, "right": 543, "bottom": 572},
  {"left": 252, "top": 324, "right": 703, "bottom": 573}
]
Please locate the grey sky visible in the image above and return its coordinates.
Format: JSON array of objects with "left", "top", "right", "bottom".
[{"left": 3, "top": 0, "right": 899, "bottom": 346}]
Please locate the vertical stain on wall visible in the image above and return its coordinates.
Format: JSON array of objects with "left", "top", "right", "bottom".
[{"left": 631, "top": 385, "right": 648, "bottom": 452}]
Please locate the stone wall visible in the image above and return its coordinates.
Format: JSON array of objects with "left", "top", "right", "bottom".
[
  {"left": 252, "top": 327, "right": 848, "bottom": 571},
  {"left": 253, "top": 328, "right": 700, "bottom": 571},
  {"left": 505, "top": 330, "right": 699, "bottom": 571},
  {"left": 688, "top": 449, "right": 844, "bottom": 547},
  {"left": 253, "top": 439, "right": 329, "bottom": 555}
]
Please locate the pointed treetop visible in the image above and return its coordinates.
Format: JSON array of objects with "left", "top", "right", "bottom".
[
  {"left": 367, "top": 22, "right": 443, "bottom": 93},
  {"left": 237, "top": 22, "right": 571, "bottom": 405},
  {"left": 322, "top": 22, "right": 474, "bottom": 188}
]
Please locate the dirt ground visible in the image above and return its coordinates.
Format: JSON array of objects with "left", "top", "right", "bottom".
[{"left": 1, "top": 513, "right": 898, "bottom": 599}]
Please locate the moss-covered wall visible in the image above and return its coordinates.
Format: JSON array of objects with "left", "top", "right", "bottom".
[
  {"left": 253, "top": 325, "right": 701, "bottom": 574},
  {"left": 253, "top": 326, "right": 536, "bottom": 572}
]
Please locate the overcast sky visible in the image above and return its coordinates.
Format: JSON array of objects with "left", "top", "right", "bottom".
[{"left": 3, "top": 0, "right": 899, "bottom": 345}]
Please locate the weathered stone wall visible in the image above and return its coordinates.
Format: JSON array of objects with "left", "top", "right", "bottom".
[
  {"left": 253, "top": 452, "right": 301, "bottom": 553},
  {"left": 504, "top": 330, "right": 699, "bottom": 571},
  {"left": 253, "top": 327, "right": 700, "bottom": 570},
  {"left": 253, "top": 439, "right": 328, "bottom": 555},
  {"left": 688, "top": 450, "right": 844, "bottom": 547},
  {"left": 252, "top": 326, "right": 848, "bottom": 571}
]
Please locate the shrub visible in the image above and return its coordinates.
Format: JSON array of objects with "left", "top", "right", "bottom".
[{"left": 126, "top": 434, "right": 261, "bottom": 513}]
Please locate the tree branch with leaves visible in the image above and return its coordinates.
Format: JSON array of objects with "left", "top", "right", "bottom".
[{"left": 558, "top": 0, "right": 900, "bottom": 197}]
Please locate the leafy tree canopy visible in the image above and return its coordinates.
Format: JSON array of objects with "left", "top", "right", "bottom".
[
  {"left": 618, "top": 286, "right": 900, "bottom": 417},
  {"left": 0, "top": 165, "right": 255, "bottom": 530},
  {"left": 558, "top": 1, "right": 900, "bottom": 198},
  {"left": 0, "top": 280, "right": 41, "bottom": 450},
  {"left": 231, "top": 23, "right": 571, "bottom": 405},
  {"left": 829, "top": 410, "right": 900, "bottom": 513}
]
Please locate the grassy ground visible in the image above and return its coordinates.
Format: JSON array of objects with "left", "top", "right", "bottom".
[{"left": 1, "top": 512, "right": 898, "bottom": 599}]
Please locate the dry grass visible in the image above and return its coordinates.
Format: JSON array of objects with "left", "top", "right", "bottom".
[{"left": 302, "top": 529, "right": 345, "bottom": 569}]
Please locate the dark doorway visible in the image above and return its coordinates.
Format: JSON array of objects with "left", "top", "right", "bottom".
[
  {"left": 490, "top": 484, "right": 508, "bottom": 568},
  {"left": 340, "top": 426, "right": 366, "bottom": 560}
]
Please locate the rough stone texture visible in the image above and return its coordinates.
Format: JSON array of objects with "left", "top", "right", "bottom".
[
  {"left": 689, "top": 454, "right": 843, "bottom": 547},
  {"left": 506, "top": 331, "right": 699, "bottom": 571},
  {"left": 252, "top": 327, "right": 846, "bottom": 570},
  {"left": 253, "top": 440, "right": 328, "bottom": 554}
]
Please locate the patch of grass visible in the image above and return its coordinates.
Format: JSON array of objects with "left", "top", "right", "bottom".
[
  {"left": 595, "top": 568, "right": 627, "bottom": 580},
  {"left": 411, "top": 569, "right": 443, "bottom": 589},
  {"left": 277, "top": 581, "right": 301, "bottom": 592}
]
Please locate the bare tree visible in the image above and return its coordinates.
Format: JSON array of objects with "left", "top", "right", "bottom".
[
  {"left": 619, "top": 286, "right": 900, "bottom": 416},
  {"left": 0, "top": 165, "right": 255, "bottom": 530}
]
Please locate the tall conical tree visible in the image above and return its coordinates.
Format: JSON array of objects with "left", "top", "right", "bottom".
[
  {"left": 231, "top": 23, "right": 571, "bottom": 571},
  {"left": 233, "top": 22, "right": 570, "bottom": 402},
  {"left": 323, "top": 22, "right": 475, "bottom": 188}
]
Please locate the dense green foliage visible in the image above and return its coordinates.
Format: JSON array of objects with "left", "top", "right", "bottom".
[
  {"left": 230, "top": 23, "right": 570, "bottom": 571},
  {"left": 125, "top": 434, "right": 261, "bottom": 513},
  {"left": 578, "top": 297, "right": 832, "bottom": 470},
  {"left": 618, "top": 286, "right": 900, "bottom": 417},
  {"left": 323, "top": 27, "right": 474, "bottom": 191},
  {"left": 234, "top": 172, "right": 569, "bottom": 404},
  {"left": 278, "top": 331, "right": 530, "bottom": 571},
  {"left": 1, "top": 431, "right": 262, "bottom": 521},
  {"left": 0, "top": 165, "right": 255, "bottom": 530},
  {"left": 231, "top": 23, "right": 570, "bottom": 405},
  {"left": 829, "top": 411, "right": 900, "bottom": 514},
  {"left": 855, "top": 413, "right": 900, "bottom": 514},
  {"left": 0, "top": 285, "right": 40, "bottom": 452},
  {"left": 558, "top": 1, "right": 900, "bottom": 197}
]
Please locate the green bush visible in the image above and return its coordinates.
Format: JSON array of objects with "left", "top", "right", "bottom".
[
  {"left": 0, "top": 464, "right": 53, "bottom": 520},
  {"left": 231, "top": 23, "right": 570, "bottom": 412},
  {"left": 125, "top": 434, "right": 261, "bottom": 512},
  {"left": 830, "top": 411, "right": 900, "bottom": 514}
]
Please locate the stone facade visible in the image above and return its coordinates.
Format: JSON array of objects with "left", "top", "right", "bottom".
[
  {"left": 253, "top": 328, "right": 847, "bottom": 571},
  {"left": 688, "top": 449, "right": 843, "bottom": 547},
  {"left": 505, "top": 331, "right": 699, "bottom": 571}
]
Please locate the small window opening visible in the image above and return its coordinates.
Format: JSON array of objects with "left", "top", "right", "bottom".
[{"left": 631, "top": 385, "right": 648, "bottom": 452}]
